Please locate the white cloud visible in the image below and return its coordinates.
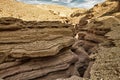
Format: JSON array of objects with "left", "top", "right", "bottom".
[{"left": 17, "top": 0, "right": 105, "bottom": 8}]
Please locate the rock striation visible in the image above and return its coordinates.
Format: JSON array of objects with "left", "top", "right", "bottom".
[
  {"left": 0, "top": 16, "right": 90, "bottom": 80},
  {"left": 0, "top": 0, "right": 120, "bottom": 80},
  {"left": 71, "top": 0, "right": 120, "bottom": 80},
  {"left": 0, "top": 0, "right": 91, "bottom": 80},
  {"left": 90, "top": 12, "right": 120, "bottom": 80},
  {"left": 0, "top": 17, "right": 79, "bottom": 80}
]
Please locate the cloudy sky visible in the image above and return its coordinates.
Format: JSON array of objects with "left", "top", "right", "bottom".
[{"left": 17, "top": 0, "right": 105, "bottom": 8}]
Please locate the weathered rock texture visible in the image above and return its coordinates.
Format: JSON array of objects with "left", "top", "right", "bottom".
[
  {"left": 0, "top": 17, "right": 75, "bottom": 58},
  {"left": 0, "top": 16, "right": 80, "bottom": 80},
  {"left": 0, "top": 0, "right": 120, "bottom": 80},
  {"left": 90, "top": 13, "right": 120, "bottom": 80},
  {"left": 0, "top": 16, "right": 90, "bottom": 80},
  {"left": 70, "top": 0, "right": 120, "bottom": 25},
  {"left": 88, "top": 0, "right": 120, "bottom": 17},
  {"left": 0, "top": 0, "right": 91, "bottom": 80},
  {"left": 71, "top": 0, "right": 120, "bottom": 80},
  {"left": 56, "top": 76, "right": 85, "bottom": 80}
]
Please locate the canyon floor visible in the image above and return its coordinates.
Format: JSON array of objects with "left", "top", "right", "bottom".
[{"left": 0, "top": 0, "right": 120, "bottom": 80}]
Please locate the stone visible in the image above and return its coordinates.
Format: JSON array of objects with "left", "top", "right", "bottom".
[
  {"left": 88, "top": 0, "right": 120, "bottom": 18},
  {"left": 83, "top": 61, "right": 94, "bottom": 78},
  {"left": 113, "top": 12, "right": 120, "bottom": 20},
  {"left": 70, "top": 9, "right": 87, "bottom": 17},
  {"left": 56, "top": 76, "right": 84, "bottom": 80},
  {"left": 72, "top": 40, "right": 97, "bottom": 53},
  {"left": 0, "top": 16, "right": 79, "bottom": 80},
  {"left": 36, "top": 64, "right": 78, "bottom": 80},
  {"left": 0, "top": 50, "right": 78, "bottom": 80},
  {"left": 75, "top": 32, "right": 106, "bottom": 43},
  {"left": 8, "top": 36, "right": 74, "bottom": 58},
  {"left": 0, "top": 0, "right": 120, "bottom": 80},
  {"left": 0, "top": 17, "right": 74, "bottom": 59}
]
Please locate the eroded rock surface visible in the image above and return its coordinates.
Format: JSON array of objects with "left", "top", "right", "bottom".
[
  {"left": 0, "top": 50, "right": 78, "bottom": 80},
  {"left": 90, "top": 13, "right": 120, "bottom": 80},
  {"left": 0, "top": 17, "right": 74, "bottom": 58},
  {"left": 0, "top": 0, "right": 120, "bottom": 80},
  {"left": 56, "top": 76, "right": 85, "bottom": 80},
  {"left": 0, "top": 17, "right": 79, "bottom": 80},
  {"left": 0, "top": 16, "right": 90, "bottom": 80},
  {"left": 70, "top": 0, "right": 120, "bottom": 80},
  {"left": 75, "top": 15, "right": 120, "bottom": 80}
]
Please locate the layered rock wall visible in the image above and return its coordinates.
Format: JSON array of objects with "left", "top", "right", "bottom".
[
  {"left": 0, "top": 17, "right": 78, "bottom": 80},
  {"left": 71, "top": 0, "right": 120, "bottom": 80},
  {"left": 0, "top": 0, "right": 120, "bottom": 80}
]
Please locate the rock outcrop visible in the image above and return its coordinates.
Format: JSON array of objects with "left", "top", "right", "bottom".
[
  {"left": 90, "top": 13, "right": 120, "bottom": 80},
  {"left": 85, "top": 0, "right": 120, "bottom": 18},
  {"left": 0, "top": 17, "right": 77, "bottom": 80},
  {"left": 70, "top": 0, "right": 120, "bottom": 25},
  {"left": 0, "top": 16, "right": 90, "bottom": 80},
  {"left": 0, "top": 0, "right": 120, "bottom": 80},
  {"left": 0, "top": 0, "right": 91, "bottom": 80},
  {"left": 72, "top": 0, "right": 120, "bottom": 80}
]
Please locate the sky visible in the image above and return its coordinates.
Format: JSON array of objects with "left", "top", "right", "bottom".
[{"left": 17, "top": 0, "right": 105, "bottom": 8}]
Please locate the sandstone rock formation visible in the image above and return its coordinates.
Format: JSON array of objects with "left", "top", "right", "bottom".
[
  {"left": 72, "top": 0, "right": 120, "bottom": 80},
  {"left": 56, "top": 76, "right": 85, "bottom": 80},
  {"left": 0, "top": 16, "right": 79, "bottom": 80},
  {"left": 90, "top": 12, "right": 120, "bottom": 80},
  {"left": 0, "top": 16, "right": 90, "bottom": 80},
  {"left": 70, "top": 0, "right": 120, "bottom": 25},
  {"left": 0, "top": 0, "right": 120, "bottom": 80},
  {"left": 0, "top": 0, "right": 91, "bottom": 80}
]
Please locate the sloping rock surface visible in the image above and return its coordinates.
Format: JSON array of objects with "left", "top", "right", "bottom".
[
  {"left": 0, "top": 17, "right": 74, "bottom": 58},
  {"left": 70, "top": 0, "right": 120, "bottom": 80},
  {"left": 90, "top": 13, "right": 120, "bottom": 80},
  {"left": 0, "top": 0, "right": 62, "bottom": 21},
  {"left": 0, "top": 50, "right": 78, "bottom": 80},
  {"left": 0, "top": 17, "right": 79, "bottom": 80}
]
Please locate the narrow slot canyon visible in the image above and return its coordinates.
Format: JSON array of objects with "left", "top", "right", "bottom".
[{"left": 0, "top": 0, "right": 120, "bottom": 80}]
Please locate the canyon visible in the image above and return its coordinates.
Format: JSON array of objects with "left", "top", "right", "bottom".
[{"left": 0, "top": 0, "right": 120, "bottom": 80}]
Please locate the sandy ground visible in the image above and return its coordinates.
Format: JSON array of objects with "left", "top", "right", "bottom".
[
  {"left": 0, "top": 0, "right": 63, "bottom": 21},
  {"left": 0, "top": 0, "right": 86, "bottom": 21}
]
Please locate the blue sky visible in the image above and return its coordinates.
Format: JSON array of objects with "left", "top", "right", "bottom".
[{"left": 17, "top": 0, "right": 105, "bottom": 8}]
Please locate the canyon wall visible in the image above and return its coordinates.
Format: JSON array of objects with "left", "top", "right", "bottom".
[{"left": 0, "top": 0, "right": 120, "bottom": 80}]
